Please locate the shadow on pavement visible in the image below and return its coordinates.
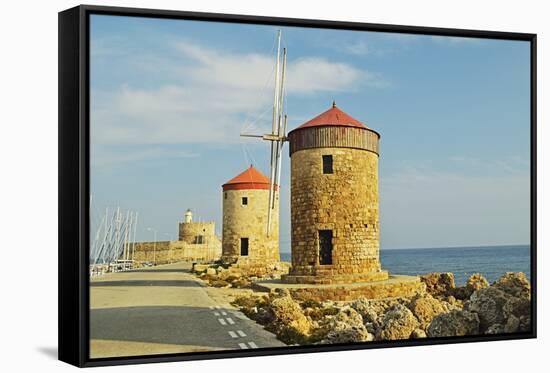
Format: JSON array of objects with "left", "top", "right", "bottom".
[
  {"left": 90, "top": 306, "right": 243, "bottom": 349},
  {"left": 128, "top": 268, "right": 191, "bottom": 274}
]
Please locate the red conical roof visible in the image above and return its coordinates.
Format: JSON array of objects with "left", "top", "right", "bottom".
[
  {"left": 292, "top": 102, "right": 368, "bottom": 132},
  {"left": 222, "top": 165, "right": 275, "bottom": 191}
]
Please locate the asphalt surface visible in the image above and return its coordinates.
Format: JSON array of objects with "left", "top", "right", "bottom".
[{"left": 89, "top": 262, "right": 285, "bottom": 358}]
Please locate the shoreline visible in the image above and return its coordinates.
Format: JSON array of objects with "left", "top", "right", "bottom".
[{"left": 195, "top": 266, "right": 531, "bottom": 346}]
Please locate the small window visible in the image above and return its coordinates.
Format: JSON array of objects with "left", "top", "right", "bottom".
[
  {"left": 242, "top": 197, "right": 248, "bottom": 205},
  {"left": 322, "top": 155, "right": 333, "bottom": 174},
  {"left": 224, "top": 192, "right": 227, "bottom": 199},
  {"left": 240, "top": 238, "right": 249, "bottom": 256},
  {"left": 194, "top": 235, "right": 204, "bottom": 244}
]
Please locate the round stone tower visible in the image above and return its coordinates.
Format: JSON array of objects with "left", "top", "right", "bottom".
[
  {"left": 283, "top": 102, "right": 389, "bottom": 284},
  {"left": 221, "top": 165, "right": 280, "bottom": 265}
]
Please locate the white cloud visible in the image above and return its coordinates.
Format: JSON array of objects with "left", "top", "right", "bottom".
[
  {"left": 430, "top": 35, "right": 482, "bottom": 45},
  {"left": 91, "top": 40, "right": 385, "bottom": 148},
  {"left": 91, "top": 146, "right": 199, "bottom": 168},
  {"left": 342, "top": 40, "right": 370, "bottom": 56}
]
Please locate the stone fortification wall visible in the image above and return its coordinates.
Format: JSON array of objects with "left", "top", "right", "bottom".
[
  {"left": 131, "top": 238, "right": 221, "bottom": 264},
  {"left": 179, "top": 221, "right": 216, "bottom": 243}
]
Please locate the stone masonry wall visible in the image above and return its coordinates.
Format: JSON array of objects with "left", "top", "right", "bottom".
[
  {"left": 131, "top": 239, "right": 222, "bottom": 265},
  {"left": 179, "top": 221, "right": 216, "bottom": 244},
  {"left": 286, "top": 146, "right": 386, "bottom": 284},
  {"left": 222, "top": 188, "right": 280, "bottom": 265}
]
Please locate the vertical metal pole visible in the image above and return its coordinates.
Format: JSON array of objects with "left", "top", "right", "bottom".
[
  {"left": 267, "top": 30, "right": 282, "bottom": 237},
  {"left": 132, "top": 212, "right": 138, "bottom": 265},
  {"left": 153, "top": 230, "right": 157, "bottom": 265}
]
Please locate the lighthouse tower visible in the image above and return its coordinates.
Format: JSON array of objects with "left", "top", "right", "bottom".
[
  {"left": 283, "top": 102, "right": 389, "bottom": 284},
  {"left": 221, "top": 165, "right": 280, "bottom": 266}
]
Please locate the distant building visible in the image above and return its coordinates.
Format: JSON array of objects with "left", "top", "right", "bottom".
[
  {"left": 132, "top": 208, "right": 222, "bottom": 264},
  {"left": 283, "top": 102, "right": 389, "bottom": 284},
  {"left": 178, "top": 209, "right": 217, "bottom": 245},
  {"left": 221, "top": 165, "right": 280, "bottom": 266}
]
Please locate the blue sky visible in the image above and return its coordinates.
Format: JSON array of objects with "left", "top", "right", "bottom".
[{"left": 89, "top": 14, "right": 531, "bottom": 251}]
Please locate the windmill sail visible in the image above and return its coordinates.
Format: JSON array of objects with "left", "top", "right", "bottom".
[{"left": 240, "top": 30, "right": 288, "bottom": 236}]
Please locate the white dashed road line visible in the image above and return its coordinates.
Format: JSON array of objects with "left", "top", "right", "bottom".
[{"left": 213, "top": 304, "right": 257, "bottom": 349}]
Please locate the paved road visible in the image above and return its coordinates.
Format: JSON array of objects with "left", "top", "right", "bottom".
[{"left": 89, "top": 262, "right": 285, "bottom": 358}]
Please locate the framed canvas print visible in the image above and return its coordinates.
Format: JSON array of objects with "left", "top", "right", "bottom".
[{"left": 58, "top": 4, "right": 537, "bottom": 367}]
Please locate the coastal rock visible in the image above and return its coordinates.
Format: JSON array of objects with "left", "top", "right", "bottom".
[
  {"left": 485, "top": 323, "right": 505, "bottom": 334},
  {"left": 321, "top": 327, "right": 374, "bottom": 344},
  {"left": 407, "top": 294, "right": 449, "bottom": 330},
  {"left": 427, "top": 310, "right": 480, "bottom": 337},
  {"left": 349, "top": 298, "right": 380, "bottom": 326},
  {"left": 350, "top": 297, "right": 405, "bottom": 323},
  {"left": 493, "top": 272, "right": 531, "bottom": 299},
  {"left": 518, "top": 315, "right": 531, "bottom": 332},
  {"left": 376, "top": 304, "right": 419, "bottom": 341},
  {"left": 467, "top": 273, "right": 490, "bottom": 292},
  {"left": 318, "top": 307, "right": 373, "bottom": 344},
  {"left": 454, "top": 273, "right": 490, "bottom": 300},
  {"left": 269, "top": 294, "right": 312, "bottom": 343},
  {"left": 210, "top": 279, "right": 230, "bottom": 288},
  {"left": 504, "top": 315, "right": 520, "bottom": 333},
  {"left": 206, "top": 267, "right": 217, "bottom": 276},
  {"left": 411, "top": 328, "right": 427, "bottom": 339},
  {"left": 465, "top": 287, "right": 510, "bottom": 332},
  {"left": 192, "top": 263, "right": 209, "bottom": 274},
  {"left": 420, "top": 272, "right": 455, "bottom": 298},
  {"left": 502, "top": 297, "right": 531, "bottom": 320},
  {"left": 230, "top": 278, "right": 251, "bottom": 288}
]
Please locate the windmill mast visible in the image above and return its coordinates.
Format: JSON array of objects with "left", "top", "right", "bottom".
[{"left": 240, "top": 30, "right": 288, "bottom": 237}]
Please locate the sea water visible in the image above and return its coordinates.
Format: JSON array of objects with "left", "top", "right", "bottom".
[{"left": 279, "top": 245, "right": 531, "bottom": 286}]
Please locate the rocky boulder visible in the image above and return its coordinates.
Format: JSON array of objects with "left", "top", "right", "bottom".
[
  {"left": 411, "top": 329, "right": 427, "bottom": 339},
  {"left": 420, "top": 272, "right": 455, "bottom": 298},
  {"left": 318, "top": 307, "right": 373, "bottom": 344},
  {"left": 454, "top": 273, "right": 490, "bottom": 300},
  {"left": 427, "top": 310, "right": 480, "bottom": 337},
  {"left": 376, "top": 304, "right": 419, "bottom": 341},
  {"left": 407, "top": 293, "right": 449, "bottom": 330},
  {"left": 192, "top": 263, "right": 209, "bottom": 274},
  {"left": 269, "top": 294, "right": 312, "bottom": 344},
  {"left": 493, "top": 272, "right": 531, "bottom": 299},
  {"left": 465, "top": 287, "right": 511, "bottom": 332},
  {"left": 467, "top": 273, "right": 490, "bottom": 292}
]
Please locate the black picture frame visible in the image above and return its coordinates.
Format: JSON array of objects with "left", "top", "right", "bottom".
[{"left": 58, "top": 4, "right": 537, "bottom": 367}]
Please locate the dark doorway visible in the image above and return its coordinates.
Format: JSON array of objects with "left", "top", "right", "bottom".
[
  {"left": 318, "top": 230, "right": 333, "bottom": 265},
  {"left": 240, "top": 238, "right": 249, "bottom": 256}
]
